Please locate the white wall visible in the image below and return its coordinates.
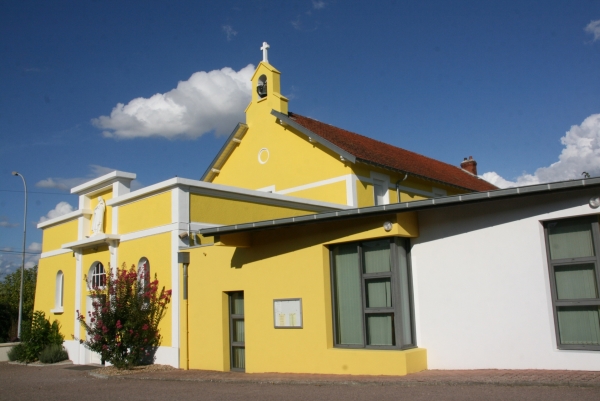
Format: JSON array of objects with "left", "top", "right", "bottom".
[{"left": 411, "top": 187, "right": 600, "bottom": 370}]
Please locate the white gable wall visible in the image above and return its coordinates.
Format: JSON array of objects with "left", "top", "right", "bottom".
[{"left": 412, "top": 187, "right": 600, "bottom": 370}]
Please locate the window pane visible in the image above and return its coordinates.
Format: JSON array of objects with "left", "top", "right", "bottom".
[
  {"left": 363, "top": 240, "right": 391, "bottom": 273},
  {"left": 397, "top": 238, "right": 413, "bottom": 346},
  {"left": 555, "top": 264, "right": 598, "bottom": 299},
  {"left": 366, "top": 279, "right": 392, "bottom": 308},
  {"left": 231, "top": 292, "right": 244, "bottom": 315},
  {"left": 548, "top": 220, "right": 595, "bottom": 260},
  {"left": 233, "top": 319, "right": 245, "bottom": 342},
  {"left": 232, "top": 347, "right": 245, "bottom": 369},
  {"left": 367, "top": 314, "right": 395, "bottom": 346},
  {"left": 333, "top": 245, "right": 364, "bottom": 345},
  {"left": 557, "top": 307, "right": 600, "bottom": 345}
]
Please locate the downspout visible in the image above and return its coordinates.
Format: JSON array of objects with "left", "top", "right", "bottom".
[
  {"left": 178, "top": 252, "right": 190, "bottom": 370},
  {"left": 396, "top": 173, "right": 409, "bottom": 203}
]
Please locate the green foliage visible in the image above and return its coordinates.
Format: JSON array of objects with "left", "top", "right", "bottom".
[
  {"left": 0, "top": 303, "right": 12, "bottom": 342},
  {"left": 7, "top": 343, "right": 25, "bottom": 361},
  {"left": 39, "top": 344, "right": 69, "bottom": 364},
  {"left": 0, "top": 266, "right": 38, "bottom": 341},
  {"left": 78, "top": 263, "right": 172, "bottom": 369},
  {"left": 10, "top": 311, "right": 64, "bottom": 363}
]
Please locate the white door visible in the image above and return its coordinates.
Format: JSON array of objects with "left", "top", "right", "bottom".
[{"left": 85, "top": 296, "right": 102, "bottom": 365}]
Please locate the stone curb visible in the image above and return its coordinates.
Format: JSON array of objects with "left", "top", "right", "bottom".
[
  {"left": 8, "top": 360, "right": 73, "bottom": 367},
  {"left": 87, "top": 371, "right": 600, "bottom": 388}
]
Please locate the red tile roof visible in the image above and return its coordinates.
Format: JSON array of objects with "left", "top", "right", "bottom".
[{"left": 288, "top": 112, "right": 498, "bottom": 192}]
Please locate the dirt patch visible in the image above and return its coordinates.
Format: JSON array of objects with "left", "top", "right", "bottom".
[{"left": 95, "top": 364, "right": 177, "bottom": 376}]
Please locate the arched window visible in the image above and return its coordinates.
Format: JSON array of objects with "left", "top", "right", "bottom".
[
  {"left": 138, "top": 257, "right": 150, "bottom": 290},
  {"left": 52, "top": 270, "right": 64, "bottom": 313},
  {"left": 89, "top": 262, "right": 106, "bottom": 289}
]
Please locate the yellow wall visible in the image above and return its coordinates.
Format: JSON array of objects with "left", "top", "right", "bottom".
[
  {"left": 34, "top": 252, "right": 76, "bottom": 336},
  {"left": 190, "top": 194, "right": 316, "bottom": 225},
  {"left": 42, "top": 220, "right": 78, "bottom": 253},
  {"left": 356, "top": 180, "right": 373, "bottom": 208},
  {"left": 284, "top": 180, "right": 347, "bottom": 205},
  {"left": 117, "top": 232, "right": 173, "bottom": 347},
  {"left": 89, "top": 187, "right": 114, "bottom": 236},
  {"left": 185, "top": 213, "right": 425, "bottom": 376},
  {"left": 119, "top": 191, "right": 172, "bottom": 234}
]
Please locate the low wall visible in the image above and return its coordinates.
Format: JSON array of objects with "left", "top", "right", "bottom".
[{"left": 0, "top": 343, "right": 18, "bottom": 362}]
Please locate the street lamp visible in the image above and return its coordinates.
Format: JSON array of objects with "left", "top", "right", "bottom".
[{"left": 12, "top": 171, "right": 27, "bottom": 340}]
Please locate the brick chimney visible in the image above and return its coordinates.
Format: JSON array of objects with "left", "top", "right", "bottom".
[{"left": 461, "top": 156, "right": 477, "bottom": 175}]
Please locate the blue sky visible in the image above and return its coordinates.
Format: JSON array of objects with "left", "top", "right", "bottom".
[{"left": 1, "top": 0, "right": 600, "bottom": 277}]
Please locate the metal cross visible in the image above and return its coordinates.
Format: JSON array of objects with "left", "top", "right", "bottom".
[{"left": 261, "top": 42, "right": 270, "bottom": 62}]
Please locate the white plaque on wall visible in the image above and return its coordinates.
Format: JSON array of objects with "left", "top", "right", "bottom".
[{"left": 273, "top": 298, "right": 302, "bottom": 328}]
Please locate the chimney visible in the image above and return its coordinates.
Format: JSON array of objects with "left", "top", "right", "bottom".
[{"left": 461, "top": 156, "right": 477, "bottom": 175}]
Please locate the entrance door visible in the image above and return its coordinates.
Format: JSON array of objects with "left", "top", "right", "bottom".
[
  {"left": 229, "top": 292, "right": 245, "bottom": 371},
  {"left": 86, "top": 296, "right": 102, "bottom": 365}
]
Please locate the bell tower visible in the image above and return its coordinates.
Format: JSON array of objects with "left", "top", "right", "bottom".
[{"left": 245, "top": 42, "right": 288, "bottom": 125}]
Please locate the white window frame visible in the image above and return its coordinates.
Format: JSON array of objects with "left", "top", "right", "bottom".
[
  {"left": 88, "top": 262, "right": 106, "bottom": 289},
  {"left": 137, "top": 257, "right": 150, "bottom": 291},
  {"left": 370, "top": 172, "right": 390, "bottom": 205},
  {"left": 51, "top": 270, "right": 64, "bottom": 314}
]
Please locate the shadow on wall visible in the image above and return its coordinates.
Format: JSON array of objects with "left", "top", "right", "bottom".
[{"left": 229, "top": 214, "right": 398, "bottom": 269}]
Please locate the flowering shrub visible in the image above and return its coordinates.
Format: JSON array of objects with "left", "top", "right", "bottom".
[{"left": 77, "top": 263, "right": 171, "bottom": 369}]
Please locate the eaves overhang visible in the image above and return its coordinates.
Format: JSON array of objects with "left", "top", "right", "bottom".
[
  {"left": 200, "top": 177, "right": 600, "bottom": 237},
  {"left": 272, "top": 110, "right": 357, "bottom": 164},
  {"left": 200, "top": 123, "right": 249, "bottom": 182},
  {"left": 62, "top": 234, "right": 120, "bottom": 251}
]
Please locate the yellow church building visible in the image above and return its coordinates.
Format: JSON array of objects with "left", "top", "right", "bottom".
[{"left": 33, "top": 45, "right": 539, "bottom": 376}]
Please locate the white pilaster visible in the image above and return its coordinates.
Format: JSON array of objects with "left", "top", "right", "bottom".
[
  {"left": 170, "top": 187, "right": 190, "bottom": 367},
  {"left": 73, "top": 250, "right": 83, "bottom": 364},
  {"left": 346, "top": 174, "right": 358, "bottom": 207}
]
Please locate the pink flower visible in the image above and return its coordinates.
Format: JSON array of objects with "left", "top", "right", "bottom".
[
  {"left": 116, "top": 320, "right": 123, "bottom": 329},
  {"left": 142, "top": 324, "right": 149, "bottom": 330}
]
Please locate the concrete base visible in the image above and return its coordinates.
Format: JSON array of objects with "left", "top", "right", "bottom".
[{"left": 0, "top": 343, "right": 19, "bottom": 362}]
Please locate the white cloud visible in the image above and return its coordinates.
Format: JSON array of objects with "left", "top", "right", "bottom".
[
  {"left": 222, "top": 25, "right": 237, "bottom": 41},
  {"left": 585, "top": 19, "right": 600, "bottom": 42},
  {"left": 28, "top": 242, "right": 41, "bottom": 252},
  {"left": 92, "top": 65, "right": 255, "bottom": 139},
  {"left": 38, "top": 201, "right": 74, "bottom": 223},
  {"left": 481, "top": 114, "right": 600, "bottom": 188},
  {"left": 36, "top": 165, "right": 123, "bottom": 191},
  {"left": 0, "top": 216, "right": 18, "bottom": 228},
  {"left": 312, "top": 1, "right": 326, "bottom": 9}
]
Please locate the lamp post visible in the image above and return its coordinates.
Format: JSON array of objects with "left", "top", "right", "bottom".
[{"left": 12, "top": 171, "right": 27, "bottom": 340}]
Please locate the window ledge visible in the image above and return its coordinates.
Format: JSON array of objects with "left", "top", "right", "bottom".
[{"left": 50, "top": 308, "right": 64, "bottom": 314}]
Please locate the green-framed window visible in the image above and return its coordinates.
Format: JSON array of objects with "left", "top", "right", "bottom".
[
  {"left": 545, "top": 217, "right": 600, "bottom": 350},
  {"left": 330, "top": 238, "right": 415, "bottom": 349}
]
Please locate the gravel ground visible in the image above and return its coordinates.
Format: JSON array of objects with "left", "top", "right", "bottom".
[
  {"left": 95, "top": 363, "right": 175, "bottom": 376},
  {"left": 1, "top": 362, "right": 600, "bottom": 401}
]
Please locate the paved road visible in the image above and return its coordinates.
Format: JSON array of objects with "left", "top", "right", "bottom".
[{"left": 1, "top": 362, "right": 599, "bottom": 401}]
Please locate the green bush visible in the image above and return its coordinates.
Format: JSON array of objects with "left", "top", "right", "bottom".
[
  {"left": 7, "top": 343, "right": 25, "bottom": 361},
  {"left": 78, "top": 263, "right": 171, "bottom": 369},
  {"left": 10, "top": 311, "right": 64, "bottom": 363},
  {"left": 39, "top": 344, "right": 69, "bottom": 364}
]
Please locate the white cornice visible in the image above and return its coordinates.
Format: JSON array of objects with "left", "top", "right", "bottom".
[
  {"left": 61, "top": 234, "right": 120, "bottom": 251},
  {"left": 37, "top": 209, "right": 92, "bottom": 229},
  {"left": 71, "top": 171, "right": 136, "bottom": 195},
  {"left": 107, "top": 177, "right": 351, "bottom": 212}
]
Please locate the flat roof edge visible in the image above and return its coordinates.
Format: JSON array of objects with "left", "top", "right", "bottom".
[{"left": 200, "top": 178, "right": 600, "bottom": 236}]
